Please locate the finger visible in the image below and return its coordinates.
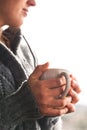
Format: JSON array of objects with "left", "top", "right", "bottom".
[
  {"left": 40, "top": 106, "right": 69, "bottom": 116},
  {"left": 71, "top": 80, "right": 81, "bottom": 93},
  {"left": 66, "top": 103, "right": 75, "bottom": 113},
  {"left": 31, "top": 62, "right": 49, "bottom": 79},
  {"left": 41, "top": 78, "right": 66, "bottom": 89},
  {"left": 69, "top": 89, "right": 80, "bottom": 104},
  {"left": 44, "top": 96, "right": 72, "bottom": 109},
  {"left": 49, "top": 86, "right": 65, "bottom": 97},
  {"left": 70, "top": 74, "right": 81, "bottom": 93}
]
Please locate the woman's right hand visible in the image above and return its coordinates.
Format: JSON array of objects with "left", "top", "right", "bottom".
[{"left": 27, "top": 62, "right": 74, "bottom": 116}]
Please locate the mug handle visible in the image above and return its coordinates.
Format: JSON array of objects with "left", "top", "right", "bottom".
[{"left": 57, "top": 72, "right": 70, "bottom": 98}]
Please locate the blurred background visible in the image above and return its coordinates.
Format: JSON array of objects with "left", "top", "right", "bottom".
[{"left": 21, "top": 0, "right": 87, "bottom": 129}]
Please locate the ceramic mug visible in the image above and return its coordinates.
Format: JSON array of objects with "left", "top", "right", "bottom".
[{"left": 40, "top": 68, "right": 70, "bottom": 98}]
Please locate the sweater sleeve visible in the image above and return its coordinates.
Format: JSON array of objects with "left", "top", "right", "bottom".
[{"left": 0, "top": 80, "right": 42, "bottom": 126}]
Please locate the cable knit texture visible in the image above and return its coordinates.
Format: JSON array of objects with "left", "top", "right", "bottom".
[{"left": 0, "top": 27, "right": 61, "bottom": 130}]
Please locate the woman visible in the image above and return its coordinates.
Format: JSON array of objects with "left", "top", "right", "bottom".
[{"left": 0, "top": 0, "right": 81, "bottom": 130}]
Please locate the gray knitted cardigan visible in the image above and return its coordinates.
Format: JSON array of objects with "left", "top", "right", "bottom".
[{"left": 0, "top": 28, "right": 60, "bottom": 130}]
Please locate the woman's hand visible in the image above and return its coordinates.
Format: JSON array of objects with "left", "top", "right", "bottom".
[
  {"left": 27, "top": 62, "right": 80, "bottom": 116},
  {"left": 64, "top": 74, "right": 81, "bottom": 114}
]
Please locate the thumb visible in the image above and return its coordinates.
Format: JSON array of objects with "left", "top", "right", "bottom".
[{"left": 31, "top": 62, "right": 49, "bottom": 79}]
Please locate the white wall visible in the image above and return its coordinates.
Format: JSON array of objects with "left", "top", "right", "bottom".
[{"left": 22, "top": 0, "right": 87, "bottom": 105}]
